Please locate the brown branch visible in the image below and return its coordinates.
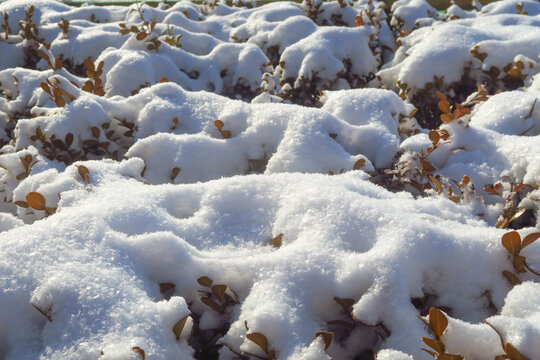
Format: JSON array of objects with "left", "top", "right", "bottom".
[
  {"left": 524, "top": 259, "right": 540, "bottom": 276},
  {"left": 484, "top": 320, "right": 505, "bottom": 350},
  {"left": 524, "top": 98, "right": 537, "bottom": 119},
  {"left": 219, "top": 341, "right": 270, "bottom": 360},
  {"left": 31, "top": 303, "right": 52, "bottom": 322}
]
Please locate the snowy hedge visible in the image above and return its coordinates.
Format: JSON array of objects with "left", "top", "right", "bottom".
[{"left": 0, "top": 0, "right": 539, "bottom": 359}]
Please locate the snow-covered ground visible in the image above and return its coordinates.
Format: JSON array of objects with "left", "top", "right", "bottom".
[{"left": 0, "top": 0, "right": 539, "bottom": 359}]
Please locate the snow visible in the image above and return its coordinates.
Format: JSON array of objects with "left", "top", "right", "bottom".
[{"left": 0, "top": 0, "right": 540, "bottom": 359}]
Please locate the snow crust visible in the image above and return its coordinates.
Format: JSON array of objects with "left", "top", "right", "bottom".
[{"left": 0, "top": 0, "right": 540, "bottom": 359}]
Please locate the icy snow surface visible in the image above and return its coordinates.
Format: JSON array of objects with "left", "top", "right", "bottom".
[{"left": 0, "top": 0, "right": 540, "bottom": 359}]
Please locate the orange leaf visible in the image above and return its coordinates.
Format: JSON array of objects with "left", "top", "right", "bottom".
[
  {"left": 214, "top": 120, "right": 224, "bottom": 130},
  {"left": 421, "top": 160, "right": 436, "bottom": 175},
  {"left": 131, "top": 346, "right": 145, "bottom": 360},
  {"left": 421, "top": 337, "right": 445, "bottom": 354},
  {"left": 26, "top": 192, "right": 46, "bottom": 210},
  {"left": 435, "top": 91, "right": 446, "bottom": 101},
  {"left": 271, "top": 234, "right": 283, "bottom": 247},
  {"left": 428, "top": 307, "right": 448, "bottom": 339},
  {"left": 84, "top": 58, "right": 94, "bottom": 73},
  {"left": 448, "top": 195, "right": 460, "bottom": 203},
  {"left": 77, "top": 165, "right": 90, "bottom": 184},
  {"left": 522, "top": 233, "right": 540, "bottom": 249},
  {"left": 429, "top": 175, "right": 443, "bottom": 194},
  {"left": 438, "top": 100, "right": 451, "bottom": 114},
  {"left": 484, "top": 187, "right": 501, "bottom": 196},
  {"left": 502, "top": 231, "right": 522, "bottom": 256},
  {"left": 428, "top": 130, "right": 440, "bottom": 143},
  {"left": 315, "top": 331, "right": 333, "bottom": 351},
  {"left": 505, "top": 342, "right": 530, "bottom": 360},
  {"left": 508, "top": 68, "right": 521, "bottom": 78},
  {"left": 441, "top": 114, "right": 454, "bottom": 123},
  {"left": 513, "top": 184, "right": 526, "bottom": 192},
  {"left": 82, "top": 81, "right": 93, "bottom": 93},
  {"left": 40, "top": 82, "right": 51, "bottom": 95},
  {"left": 136, "top": 32, "right": 148, "bottom": 40}
]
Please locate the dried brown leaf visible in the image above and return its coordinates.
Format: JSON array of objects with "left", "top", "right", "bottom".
[
  {"left": 26, "top": 192, "right": 46, "bottom": 210},
  {"left": 502, "top": 270, "right": 522, "bottom": 285},
  {"left": 435, "top": 91, "right": 446, "bottom": 101},
  {"left": 333, "top": 297, "right": 355, "bottom": 311},
  {"left": 171, "top": 167, "right": 180, "bottom": 180},
  {"left": 327, "top": 319, "right": 355, "bottom": 328},
  {"left": 159, "top": 282, "right": 175, "bottom": 294},
  {"left": 509, "top": 208, "right": 526, "bottom": 224},
  {"left": 82, "top": 81, "right": 93, "bottom": 92},
  {"left": 77, "top": 165, "right": 90, "bottom": 184},
  {"left": 65, "top": 133, "right": 73, "bottom": 147},
  {"left": 40, "top": 82, "right": 51, "bottom": 95},
  {"left": 136, "top": 32, "right": 148, "bottom": 40},
  {"left": 502, "top": 231, "right": 522, "bottom": 256},
  {"left": 421, "top": 347, "right": 438, "bottom": 357},
  {"left": 421, "top": 160, "right": 436, "bottom": 175},
  {"left": 246, "top": 332, "right": 269, "bottom": 354},
  {"left": 428, "top": 130, "right": 440, "bottom": 143},
  {"left": 438, "top": 100, "right": 451, "bottom": 114},
  {"left": 172, "top": 315, "right": 189, "bottom": 340},
  {"left": 221, "top": 130, "right": 231, "bottom": 139},
  {"left": 211, "top": 284, "right": 227, "bottom": 301},
  {"left": 508, "top": 68, "right": 521, "bottom": 78},
  {"left": 214, "top": 120, "right": 224, "bottom": 130},
  {"left": 441, "top": 114, "right": 454, "bottom": 123},
  {"left": 315, "top": 331, "right": 333, "bottom": 351},
  {"left": 505, "top": 342, "right": 530, "bottom": 360},
  {"left": 428, "top": 307, "right": 448, "bottom": 339},
  {"left": 421, "top": 337, "right": 445, "bottom": 354},
  {"left": 437, "top": 354, "right": 464, "bottom": 360},
  {"left": 201, "top": 296, "right": 221, "bottom": 313},
  {"left": 14, "top": 201, "right": 29, "bottom": 208},
  {"left": 522, "top": 233, "right": 540, "bottom": 249},
  {"left": 513, "top": 255, "right": 527, "bottom": 273},
  {"left": 354, "top": 158, "right": 365, "bottom": 170},
  {"left": 271, "top": 234, "right": 283, "bottom": 248},
  {"left": 131, "top": 346, "right": 145, "bottom": 360},
  {"left": 91, "top": 127, "right": 100, "bottom": 138},
  {"left": 197, "top": 276, "right": 213, "bottom": 287},
  {"left": 429, "top": 175, "right": 443, "bottom": 194}
]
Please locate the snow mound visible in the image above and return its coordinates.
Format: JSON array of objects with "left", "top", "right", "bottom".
[{"left": 1, "top": 0, "right": 540, "bottom": 359}]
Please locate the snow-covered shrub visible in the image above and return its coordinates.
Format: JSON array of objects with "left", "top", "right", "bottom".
[
  {"left": 1, "top": 1, "right": 540, "bottom": 360},
  {"left": 376, "top": 4, "right": 540, "bottom": 128}
]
